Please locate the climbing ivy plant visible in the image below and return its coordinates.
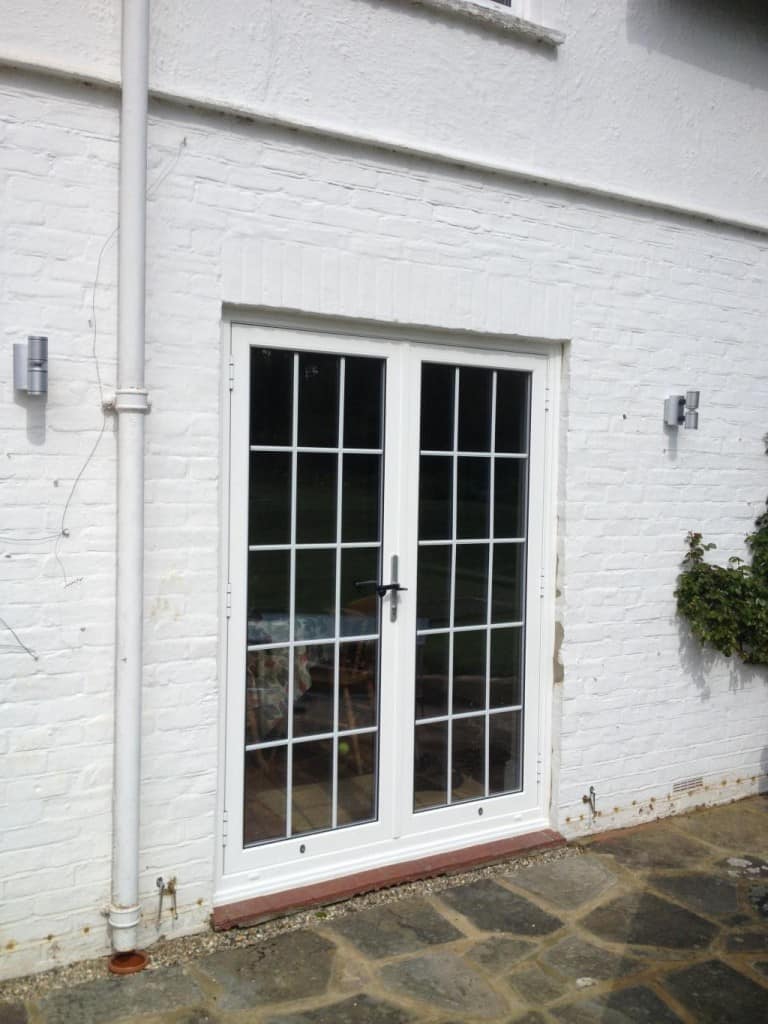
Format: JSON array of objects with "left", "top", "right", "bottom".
[{"left": 676, "top": 501, "right": 768, "bottom": 666}]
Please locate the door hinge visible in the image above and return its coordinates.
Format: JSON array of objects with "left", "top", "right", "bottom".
[
  {"left": 536, "top": 757, "right": 543, "bottom": 785},
  {"left": 222, "top": 809, "right": 229, "bottom": 847},
  {"left": 225, "top": 581, "right": 232, "bottom": 618},
  {"left": 228, "top": 357, "right": 235, "bottom": 391},
  {"left": 544, "top": 385, "right": 551, "bottom": 413},
  {"left": 539, "top": 572, "right": 546, "bottom": 599}
]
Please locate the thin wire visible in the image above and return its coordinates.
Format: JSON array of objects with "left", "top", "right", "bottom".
[{"left": 0, "top": 616, "right": 38, "bottom": 661}]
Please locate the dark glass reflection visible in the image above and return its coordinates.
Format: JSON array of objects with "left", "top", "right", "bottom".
[
  {"left": 244, "top": 746, "right": 287, "bottom": 845},
  {"left": 344, "top": 358, "right": 383, "bottom": 450},
  {"left": 496, "top": 371, "right": 529, "bottom": 454},
  {"left": 457, "top": 457, "right": 490, "bottom": 539},
  {"left": 416, "top": 545, "right": 452, "bottom": 630},
  {"left": 489, "top": 711, "right": 522, "bottom": 795},
  {"left": 340, "top": 547, "right": 380, "bottom": 637},
  {"left": 490, "top": 628, "right": 523, "bottom": 708},
  {"left": 250, "top": 348, "right": 293, "bottom": 447},
  {"left": 494, "top": 459, "right": 527, "bottom": 539},
  {"left": 419, "top": 456, "right": 453, "bottom": 541},
  {"left": 492, "top": 543, "right": 524, "bottom": 623},
  {"left": 420, "top": 364, "right": 455, "bottom": 451},
  {"left": 342, "top": 455, "right": 381, "bottom": 543},
  {"left": 452, "top": 716, "right": 485, "bottom": 803},
  {"left": 458, "top": 367, "right": 492, "bottom": 452},
  {"left": 452, "top": 629, "right": 487, "bottom": 714},
  {"left": 291, "top": 739, "right": 333, "bottom": 836},
  {"left": 249, "top": 452, "right": 292, "bottom": 546},
  {"left": 454, "top": 543, "right": 489, "bottom": 627},
  {"left": 339, "top": 639, "right": 378, "bottom": 730},
  {"left": 338, "top": 732, "right": 377, "bottom": 825},
  {"left": 297, "top": 353, "right": 339, "bottom": 448},
  {"left": 414, "top": 721, "right": 448, "bottom": 810},
  {"left": 296, "top": 454, "right": 337, "bottom": 544},
  {"left": 295, "top": 549, "right": 335, "bottom": 639},
  {"left": 415, "top": 632, "right": 450, "bottom": 719},
  {"left": 245, "top": 648, "right": 289, "bottom": 745},
  {"left": 293, "top": 644, "right": 334, "bottom": 738},
  {"left": 248, "top": 549, "right": 290, "bottom": 643}
]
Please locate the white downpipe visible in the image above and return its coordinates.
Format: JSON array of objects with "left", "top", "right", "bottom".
[{"left": 109, "top": 0, "right": 150, "bottom": 954}]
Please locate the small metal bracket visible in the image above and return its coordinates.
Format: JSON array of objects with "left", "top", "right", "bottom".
[
  {"left": 156, "top": 876, "right": 178, "bottom": 925},
  {"left": 114, "top": 387, "right": 151, "bottom": 414},
  {"left": 582, "top": 786, "right": 597, "bottom": 816}
]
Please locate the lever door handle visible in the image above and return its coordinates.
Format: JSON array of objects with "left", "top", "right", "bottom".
[{"left": 375, "top": 581, "right": 408, "bottom": 598}]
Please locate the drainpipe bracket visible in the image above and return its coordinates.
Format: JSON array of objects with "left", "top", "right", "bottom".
[
  {"left": 114, "top": 387, "right": 151, "bottom": 414},
  {"left": 108, "top": 903, "right": 141, "bottom": 935}
]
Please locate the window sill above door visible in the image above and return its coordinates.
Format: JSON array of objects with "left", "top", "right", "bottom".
[{"left": 394, "top": 0, "right": 565, "bottom": 47}]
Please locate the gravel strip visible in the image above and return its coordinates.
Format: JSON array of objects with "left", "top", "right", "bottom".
[{"left": 0, "top": 844, "right": 578, "bottom": 1003}]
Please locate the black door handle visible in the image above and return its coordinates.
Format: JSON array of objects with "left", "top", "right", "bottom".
[{"left": 375, "top": 582, "right": 408, "bottom": 598}]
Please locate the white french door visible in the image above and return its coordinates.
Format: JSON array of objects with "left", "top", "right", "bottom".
[{"left": 221, "top": 323, "right": 551, "bottom": 896}]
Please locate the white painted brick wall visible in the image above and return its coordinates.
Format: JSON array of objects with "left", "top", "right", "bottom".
[{"left": 2, "top": 69, "right": 767, "bottom": 979}]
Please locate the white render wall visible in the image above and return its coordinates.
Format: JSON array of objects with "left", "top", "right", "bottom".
[{"left": 2, "top": 12, "right": 768, "bottom": 980}]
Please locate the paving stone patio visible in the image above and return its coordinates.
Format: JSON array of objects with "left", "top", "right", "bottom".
[{"left": 2, "top": 795, "right": 767, "bottom": 1024}]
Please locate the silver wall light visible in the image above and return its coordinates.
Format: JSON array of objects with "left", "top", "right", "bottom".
[
  {"left": 13, "top": 335, "right": 48, "bottom": 396},
  {"left": 664, "top": 390, "right": 699, "bottom": 429}
]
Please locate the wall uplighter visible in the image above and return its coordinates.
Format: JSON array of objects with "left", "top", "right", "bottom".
[
  {"left": 664, "top": 390, "right": 699, "bottom": 429},
  {"left": 13, "top": 335, "right": 48, "bottom": 396}
]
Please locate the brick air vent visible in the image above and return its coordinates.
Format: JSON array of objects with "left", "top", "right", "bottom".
[{"left": 673, "top": 776, "right": 704, "bottom": 795}]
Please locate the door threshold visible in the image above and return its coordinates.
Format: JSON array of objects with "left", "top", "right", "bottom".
[{"left": 213, "top": 827, "right": 564, "bottom": 930}]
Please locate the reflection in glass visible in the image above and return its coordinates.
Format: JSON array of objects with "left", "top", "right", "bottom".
[
  {"left": 452, "top": 630, "right": 487, "bottom": 714},
  {"left": 494, "top": 459, "right": 527, "bottom": 539},
  {"left": 296, "top": 454, "right": 337, "bottom": 544},
  {"left": 244, "top": 747, "right": 287, "bottom": 845},
  {"left": 489, "top": 711, "right": 522, "bottom": 795},
  {"left": 452, "top": 716, "right": 485, "bottom": 803},
  {"left": 293, "top": 644, "right": 334, "bottom": 738},
  {"left": 420, "top": 364, "right": 455, "bottom": 452},
  {"left": 292, "top": 739, "right": 333, "bottom": 836},
  {"left": 457, "top": 457, "right": 490, "bottom": 539},
  {"left": 490, "top": 628, "right": 523, "bottom": 708},
  {"left": 340, "top": 547, "right": 380, "bottom": 637},
  {"left": 414, "top": 721, "right": 448, "bottom": 810},
  {"left": 297, "top": 353, "right": 339, "bottom": 448},
  {"left": 250, "top": 348, "right": 293, "bottom": 447},
  {"left": 419, "top": 456, "right": 453, "bottom": 541},
  {"left": 338, "top": 732, "right": 377, "bottom": 825},
  {"left": 454, "top": 543, "right": 489, "bottom": 627},
  {"left": 416, "top": 545, "right": 452, "bottom": 630},
  {"left": 249, "top": 453, "right": 291, "bottom": 546},
  {"left": 458, "top": 367, "right": 492, "bottom": 452},
  {"left": 496, "top": 371, "right": 529, "bottom": 454},
  {"left": 295, "top": 549, "right": 335, "bottom": 639},
  {"left": 245, "top": 648, "right": 289, "bottom": 745},
  {"left": 492, "top": 543, "right": 524, "bottom": 623},
  {"left": 344, "top": 358, "right": 383, "bottom": 450},
  {"left": 342, "top": 455, "right": 381, "bottom": 543},
  {"left": 339, "top": 639, "right": 378, "bottom": 730},
  {"left": 248, "top": 550, "right": 290, "bottom": 643},
  {"left": 415, "top": 632, "right": 450, "bottom": 720}
]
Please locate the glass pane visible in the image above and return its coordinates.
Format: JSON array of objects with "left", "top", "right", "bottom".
[
  {"left": 340, "top": 547, "right": 380, "bottom": 637},
  {"left": 344, "top": 358, "right": 383, "bottom": 449},
  {"left": 248, "top": 550, "right": 290, "bottom": 643},
  {"left": 420, "top": 364, "right": 455, "bottom": 451},
  {"left": 250, "top": 348, "right": 293, "bottom": 447},
  {"left": 454, "top": 543, "right": 489, "bottom": 627},
  {"left": 249, "top": 453, "right": 291, "bottom": 546},
  {"left": 415, "top": 632, "right": 450, "bottom": 720},
  {"left": 296, "top": 454, "right": 337, "bottom": 544},
  {"left": 342, "top": 455, "right": 381, "bottom": 543},
  {"left": 496, "top": 371, "right": 529, "bottom": 454},
  {"left": 418, "top": 456, "right": 453, "bottom": 542},
  {"left": 458, "top": 367, "right": 492, "bottom": 452},
  {"left": 494, "top": 459, "right": 527, "bottom": 539},
  {"left": 452, "top": 629, "right": 487, "bottom": 714},
  {"left": 457, "top": 457, "right": 490, "bottom": 539},
  {"left": 490, "top": 628, "right": 523, "bottom": 708},
  {"left": 294, "top": 644, "right": 334, "bottom": 738},
  {"left": 489, "top": 711, "right": 522, "bottom": 795},
  {"left": 244, "top": 746, "right": 287, "bottom": 845},
  {"left": 297, "top": 353, "right": 340, "bottom": 448},
  {"left": 292, "top": 739, "right": 333, "bottom": 837},
  {"left": 338, "top": 732, "right": 377, "bottom": 826},
  {"left": 416, "top": 545, "right": 452, "bottom": 630},
  {"left": 492, "top": 543, "right": 525, "bottom": 623},
  {"left": 339, "top": 639, "right": 378, "bottom": 730},
  {"left": 414, "top": 721, "right": 448, "bottom": 810},
  {"left": 452, "top": 716, "right": 485, "bottom": 803},
  {"left": 295, "top": 549, "right": 335, "bottom": 640},
  {"left": 245, "top": 648, "right": 289, "bottom": 745}
]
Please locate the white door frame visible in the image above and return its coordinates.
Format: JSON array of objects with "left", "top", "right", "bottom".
[{"left": 215, "top": 315, "right": 560, "bottom": 908}]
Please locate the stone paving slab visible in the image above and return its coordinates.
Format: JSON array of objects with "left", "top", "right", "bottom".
[
  {"left": 648, "top": 870, "right": 739, "bottom": 914},
  {"left": 551, "top": 985, "right": 684, "bottom": 1024},
  {"left": 661, "top": 958, "right": 768, "bottom": 1024},
  {"left": 438, "top": 879, "right": 564, "bottom": 936},
  {"left": 580, "top": 891, "right": 718, "bottom": 951},
  {"left": 36, "top": 967, "right": 203, "bottom": 1024},
  {"left": 265, "top": 994, "right": 418, "bottom": 1024},
  {"left": 329, "top": 899, "right": 463, "bottom": 958},
  {"left": 505, "top": 854, "right": 619, "bottom": 911},
  {"left": 379, "top": 950, "right": 512, "bottom": 1019}
]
